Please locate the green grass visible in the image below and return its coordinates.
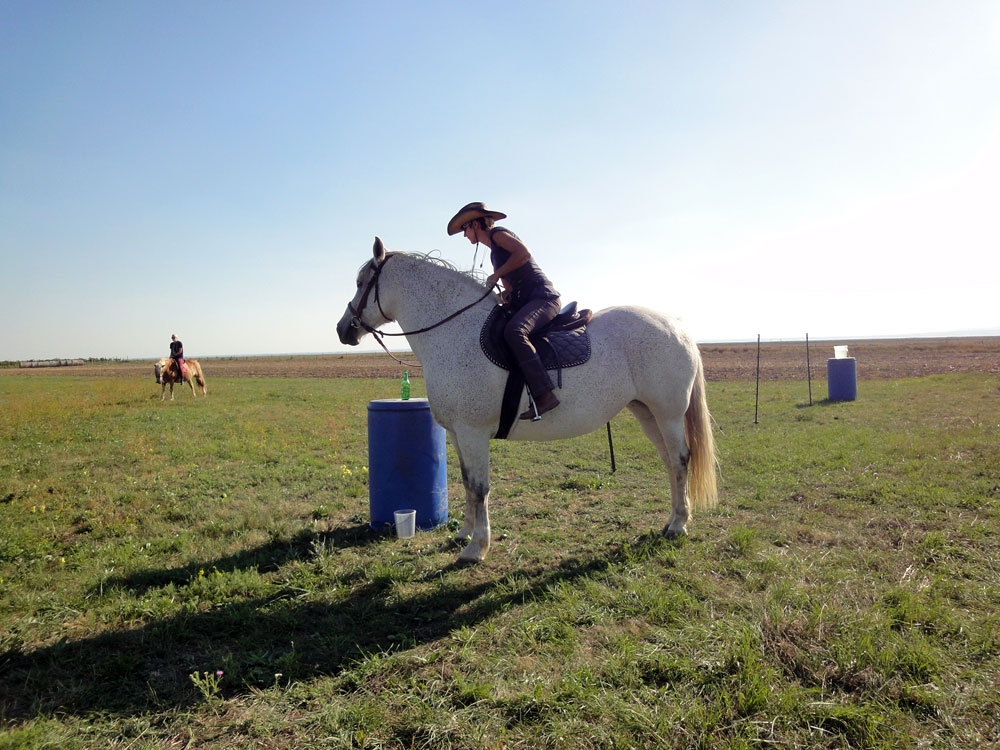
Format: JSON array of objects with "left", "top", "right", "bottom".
[{"left": 1, "top": 372, "right": 999, "bottom": 747}]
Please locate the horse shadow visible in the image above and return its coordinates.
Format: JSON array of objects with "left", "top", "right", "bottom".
[
  {"left": 0, "top": 526, "right": 625, "bottom": 723},
  {"left": 94, "top": 523, "right": 378, "bottom": 596}
]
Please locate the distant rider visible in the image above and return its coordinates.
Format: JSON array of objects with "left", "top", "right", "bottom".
[{"left": 169, "top": 335, "right": 185, "bottom": 379}]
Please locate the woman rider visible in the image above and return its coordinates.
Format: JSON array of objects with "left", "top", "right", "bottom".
[{"left": 447, "top": 202, "right": 561, "bottom": 419}]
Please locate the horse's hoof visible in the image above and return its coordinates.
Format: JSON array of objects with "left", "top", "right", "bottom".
[
  {"left": 662, "top": 526, "right": 688, "bottom": 539},
  {"left": 458, "top": 546, "right": 486, "bottom": 563}
]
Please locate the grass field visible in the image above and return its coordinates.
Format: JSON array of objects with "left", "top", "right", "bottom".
[{"left": 1, "top": 364, "right": 999, "bottom": 748}]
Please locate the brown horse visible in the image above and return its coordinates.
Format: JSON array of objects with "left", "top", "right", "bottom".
[{"left": 154, "top": 358, "right": 207, "bottom": 400}]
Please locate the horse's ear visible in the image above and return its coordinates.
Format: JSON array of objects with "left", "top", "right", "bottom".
[{"left": 373, "top": 236, "right": 386, "bottom": 264}]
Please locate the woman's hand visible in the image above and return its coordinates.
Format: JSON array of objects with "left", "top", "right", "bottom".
[{"left": 486, "top": 273, "right": 499, "bottom": 288}]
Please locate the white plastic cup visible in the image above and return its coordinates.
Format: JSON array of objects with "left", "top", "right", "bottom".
[
  {"left": 394, "top": 509, "right": 417, "bottom": 539},
  {"left": 834, "top": 345, "right": 849, "bottom": 359}
]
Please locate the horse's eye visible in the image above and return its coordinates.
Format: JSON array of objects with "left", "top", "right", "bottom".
[{"left": 356, "top": 279, "right": 363, "bottom": 289}]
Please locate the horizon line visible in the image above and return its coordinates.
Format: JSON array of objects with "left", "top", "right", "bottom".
[{"left": 6, "top": 328, "right": 998, "bottom": 363}]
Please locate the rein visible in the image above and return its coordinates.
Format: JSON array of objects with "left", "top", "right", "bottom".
[{"left": 348, "top": 254, "right": 496, "bottom": 367}]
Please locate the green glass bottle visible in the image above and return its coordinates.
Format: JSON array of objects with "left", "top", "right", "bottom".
[{"left": 400, "top": 370, "right": 410, "bottom": 400}]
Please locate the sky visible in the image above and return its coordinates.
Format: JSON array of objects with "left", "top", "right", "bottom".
[{"left": 2, "top": 1, "right": 998, "bottom": 361}]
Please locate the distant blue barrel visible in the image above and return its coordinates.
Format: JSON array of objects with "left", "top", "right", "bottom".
[
  {"left": 367, "top": 398, "right": 448, "bottom": 532},
  {"left": 827, "top": 358, "right": 858, "bottom": 401}
]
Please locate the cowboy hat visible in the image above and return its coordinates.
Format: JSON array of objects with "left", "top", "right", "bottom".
[{"left": 446, "top": 202, "right": 508, "bottom": 235}]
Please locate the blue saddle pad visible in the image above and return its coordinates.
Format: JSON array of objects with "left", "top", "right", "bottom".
[{"left": 479, "top": 305, "right": 592, "bottom": 372}]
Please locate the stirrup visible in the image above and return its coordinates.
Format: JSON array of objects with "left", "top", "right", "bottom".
[
  {"left": 520, "top": 391, "right": 558, "bottom": 421},
  {"left": 527, "top": 392, "right": 542, "bottom": 422}
]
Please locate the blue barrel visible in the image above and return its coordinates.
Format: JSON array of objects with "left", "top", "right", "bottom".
[
  {"left": 827, "top": 358, "right": 857, "bottom": 401},
  {"left": 367, "top": 398, "right": 448, "bottom": 532}
]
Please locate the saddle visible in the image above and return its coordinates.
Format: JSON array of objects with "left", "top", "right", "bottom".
[{"left": 480, "top": 303, "right": 593, "bottom": 439}]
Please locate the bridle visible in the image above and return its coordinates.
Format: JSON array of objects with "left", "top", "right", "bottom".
[
  {"left": 348, "top": 254, "right": 496, "bottom": 365},
  {"left": 346, "top": 257, "right": 389, "bottom": 336}
]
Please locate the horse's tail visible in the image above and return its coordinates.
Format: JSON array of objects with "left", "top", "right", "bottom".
[
  {"left": 685, "top": 359, "right": 718, "bottom": 511},
  {"left": 193, "top": 364, "right": 207, "bottom": 392}
]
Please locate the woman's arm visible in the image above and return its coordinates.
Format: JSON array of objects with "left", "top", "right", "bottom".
[{"left": 486, "top": 230, "right": 532, "bottom": 287}]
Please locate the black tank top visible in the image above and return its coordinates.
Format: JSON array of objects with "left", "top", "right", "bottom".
[{"left": 489, "top": 228, "right": 559, "bottom": 305}]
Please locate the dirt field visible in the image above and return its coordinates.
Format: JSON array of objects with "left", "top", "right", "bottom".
[
  {"left": 4, "top": 337, "right": 998, "bottom": 382},
  {"left": 699, "top": 337, "right": 1000, "bottom": 381}
]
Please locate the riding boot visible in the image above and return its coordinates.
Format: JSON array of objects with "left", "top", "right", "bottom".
[{"left": 518, "top": 356, "right": 560, "bottom": 420}]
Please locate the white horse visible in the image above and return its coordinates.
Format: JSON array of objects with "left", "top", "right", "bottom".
[{"left": 337, "top": 238, "right": 717, "bottom": 563}]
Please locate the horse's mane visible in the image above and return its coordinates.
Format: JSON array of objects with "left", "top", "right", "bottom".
[{"left": 366, "top": 250, "right": 492, "bottom": 296}]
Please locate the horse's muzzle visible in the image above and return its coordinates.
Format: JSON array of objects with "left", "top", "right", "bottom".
[{"left": 336, "top": 313, "right": 362, "bottom": 346}]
